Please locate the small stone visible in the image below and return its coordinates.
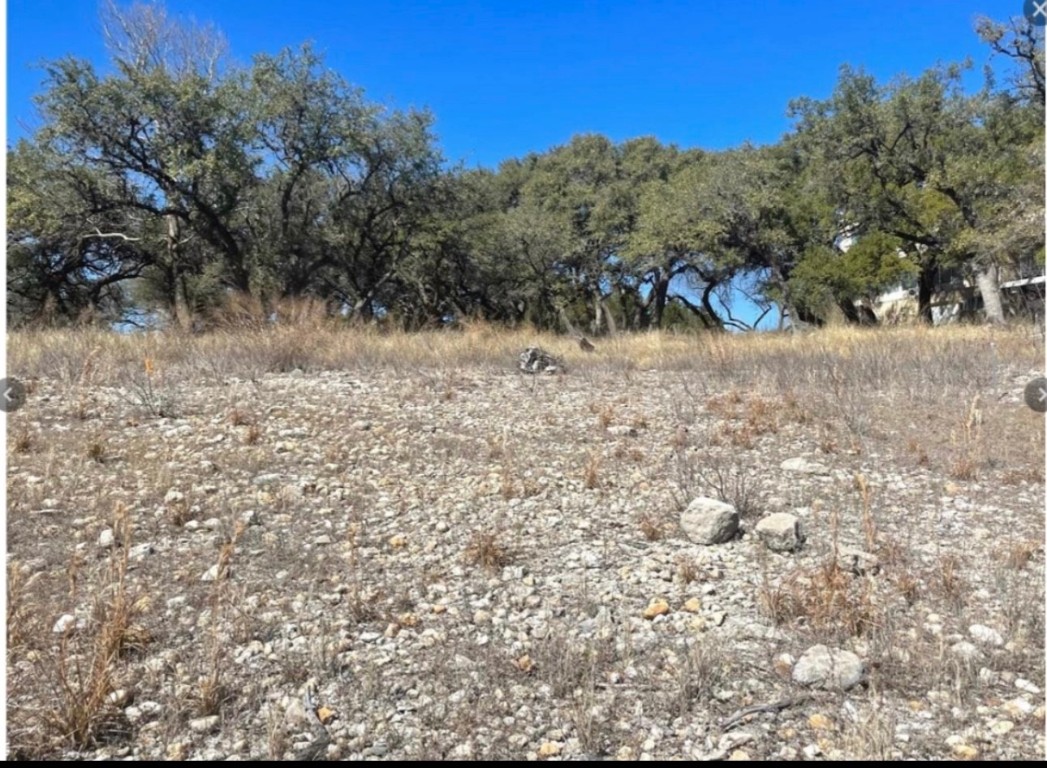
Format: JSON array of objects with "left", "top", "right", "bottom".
[
  {"left": 201, "top": 564, "right": 226, "bottom": 582},
  {"left": 52, "top": 614, "right": 77, "bottom": 634},
  {"left": 990, "top": 720, "right": 1014, "bottom": 735},
  {"left": 682, "top": 598, "right": 702, "bottom": 613},
  {"left": 352, "top": 420, "right": 372, "bottom": 431},
  {"left": 450, "top": 743, "right": 473, "bottom": 759},
  {"left": 166, "top": 743, "right": 188, "bottom": 760},
  {"left": 164, "top": 489, "right": 186, "bottom": 505},
  {"left": 129, "top": 543, "right": 154, "bottom": 560},
  {"left": 98, "top": 528, "right": 115, "bottom": 548},
  {"left": 189, "top": 715, "right": 219, "bottom": 733},
  {"left": 1002, "top": 697, "right": 1034, "bottom": 718},
  {"left": 781, "top": 457, "right": 830, "bottom": 475},
  {"left": 952, "top": 744, "right": 979, "bottom": 760},
  {"left": 284, "top": 697, "right": 309, "bottom": 726},
  {"left": 389, "top": 534, "right": 407, "bottom": 549},
  {"left": 1015, "top": 678, "right": 1041, "bottom": 694},
  {"left": 969, "top": 624, "right": 1004, "bottom": 647},
  {"left": 313, "top": 535, "right": 332, "bottom": 546},
  {"left": 538, "top": 741, "right": 563, "bottom": 758},
  {"left": 950, "top": 641, "right": 981, "bottom": 661},
  {"left": 808, "top": 714, "right": 834, "bottom": 730},
  {"left": 643, "top": 599, "right": 671, "bottom": 620},
  {"left": 728, "top": 750, "right": 751, "bottom": 760}
]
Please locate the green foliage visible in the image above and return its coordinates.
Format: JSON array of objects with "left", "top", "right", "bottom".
[{"left": 8, "top": 3, "right": 1042, "bottom": 332}]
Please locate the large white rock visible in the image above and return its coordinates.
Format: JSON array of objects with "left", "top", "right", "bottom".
[
  {"left": 792, "top": 645, "right": 864, "bottom": 690},
  {"left": 755, "top": 513, "right": 804, "bottom": 552},
  {"left": 680, "top": 497, "right": 739, "bottom": 545}
]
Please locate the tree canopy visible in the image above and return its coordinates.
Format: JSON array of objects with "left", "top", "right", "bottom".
[{"left": 8, "top": 3, "right": 1043, "bottom": 331}]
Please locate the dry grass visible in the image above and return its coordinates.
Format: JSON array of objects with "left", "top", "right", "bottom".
[
  {"left": 13, "top": 504, "right": 151, "bottom": 755},
  {"left": 638, "top": 510, "right": 669, "bottom": 541},
  {"left": 582, "top": 451, "right": 602, "bottom": 490},
  {"left": 464, "top": 530, "right": 512, "bottom": 572},
  {"left": 759, "top": 558, "right": 881, "bottom": 639},
  {"left": 13, "top": 425, "right": 34, "bottom": 453},
  {"left": 5, "top": 320, "right": 1043, "bottom": 760}
]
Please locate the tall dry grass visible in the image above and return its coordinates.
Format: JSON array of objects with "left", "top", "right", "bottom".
[{"left": 8, "top": 319, "right": 1043, "bottom": 393}]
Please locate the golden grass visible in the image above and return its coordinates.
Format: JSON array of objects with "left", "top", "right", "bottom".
[{"left": 9, "top": 321, "right": 1042, "bottom": 387}]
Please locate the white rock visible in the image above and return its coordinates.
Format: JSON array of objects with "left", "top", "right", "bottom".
[
  {"left": 950, "top": 641, "right": 982, "bottom": 661},
  {"left": 1015, "top": 678, "right": 1041, "bottom": 694},
  {"left": 189, "top": 715, "right": 220, "bottom": 733},
  {"left": 792, "top": 645, "right": 864, "bottom": 690},
  {"left": 98, "top": 528, "right": 115, "bottom": 548},
  {"left": 969, "top": 624, "right": 1004, "bottom": 647},
  {"left": 680, "top": 498, "right": 739, "bottom": 545},
  {"left": 52, "top": 614, "right": 78, "bottom": 634},
  {"left": 780, "top": 457, "right": 830, "bottom": 475},
  {"left": 755, "top": 513, "right": 804, "bottom": 552}
]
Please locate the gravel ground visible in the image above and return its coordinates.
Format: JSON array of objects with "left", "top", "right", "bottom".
[{"left": 6, "top": 348, "right": 1045, "bottom": 760}]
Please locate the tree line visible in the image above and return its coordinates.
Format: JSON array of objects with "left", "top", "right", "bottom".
[{"left": 7, "top": 3, "right": 1044, "bottom": 332}]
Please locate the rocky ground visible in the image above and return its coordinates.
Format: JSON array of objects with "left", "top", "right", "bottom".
[{"left": 6, "top": 328, "right": 1046, "bottom": 760}]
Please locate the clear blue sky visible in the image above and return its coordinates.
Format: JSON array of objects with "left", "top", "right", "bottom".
[
  {"left": 5, "top": 0, "right": 1025, "bottom": 167},
  {"left": 2, "top": 1, "right": 1028, "bottom": 330}
]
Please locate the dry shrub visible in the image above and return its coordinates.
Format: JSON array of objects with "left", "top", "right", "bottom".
[
  {"left": 759, "top": 560, "right": 879, "bottom": 638},
  {"left": 996, "top": 539, "right": 1041, "bottom": 571},
  {"left": 244, "top": 423, "right": 263, "bottom": 445},
  {"left": 30, "top": 505, "right": 150, "bottom": 753},
  {"left": 13, "top": 425, "right": 34, "bottom": 453},
  {"left": 227, "top": 407, "right": 253, "bottom": 427},
  {"left": 583, "top": 451, "right": 602, "bottom": 489},
  {"left": 931, "top": 553, "right": 967, "bottom": 607},
  {"left": 464, "top": 530, "right": 511, "bottom": 572},
  {"left": 85, "top": 439, "right": 106, "bottom": 464},
  {"left": 675, "top": 555, "right": 699, "bottom": 585},
  {"left": 948, "top": 455, "right": 980, "bottom": 481},
  {"left": 638, "top": 510, "right": 668, "bottom": 542}
]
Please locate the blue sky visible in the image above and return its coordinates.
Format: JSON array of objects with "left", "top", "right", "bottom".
[
  {"left": 6, "top": 0, "right": 1024, "bottom": 167},
  {"left": 2, "top": 1, "right": 1028, "bottom": 330}
]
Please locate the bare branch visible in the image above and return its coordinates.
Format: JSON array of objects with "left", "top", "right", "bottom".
[
  {"left": 100, "top": 0, "right": 230, "bottom": 82},
  {"left": 81, "top": 227, "right": 142, "bottom": 242}
]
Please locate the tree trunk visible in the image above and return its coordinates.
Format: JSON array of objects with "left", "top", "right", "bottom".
[
  {"left": 652, "top": 275, "right": 669, "bottom": 329},
  {"left": 700, "top": 281, "right": 724, "bottom": 330},
  {"left": 974, "top": 263, "right": 1006, "bottom": 325},
  {"left": 917, "top": 264, "right": 935, "bottom": 324},
  {"left": 838, "top": 298, "right": 879, "bottom": 326},
  {"left": 167, "top": 213, "right": 193, "bottom": 331},
  {"left": 592, "top": 293, "right": 603, "bottom": 335}
]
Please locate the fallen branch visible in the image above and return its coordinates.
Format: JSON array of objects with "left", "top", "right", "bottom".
[{"left": 720, "top": 693, "right": 811, "bottom": 732}]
